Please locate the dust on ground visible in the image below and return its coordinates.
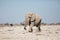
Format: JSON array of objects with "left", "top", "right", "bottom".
[{"left": 0, "top": 25, "right": 60, "bottom": 40}]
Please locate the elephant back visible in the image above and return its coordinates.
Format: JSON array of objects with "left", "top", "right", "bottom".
[{"left": 33, "top": 14, "right": 41, "bottom": 25}]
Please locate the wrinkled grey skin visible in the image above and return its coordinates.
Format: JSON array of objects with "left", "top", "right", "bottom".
[{"left": 24, "top": 13, "right": 41, "bottom": 32}]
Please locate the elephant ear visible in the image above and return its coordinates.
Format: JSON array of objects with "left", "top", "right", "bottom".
[{"left": 35, "top": 14, "right": 41, "bottom": 24}]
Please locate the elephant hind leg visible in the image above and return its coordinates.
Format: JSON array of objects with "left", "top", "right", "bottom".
[
  {"left": 38, "top": 26, "right": 41, "bottom": 31},
  {"left": 37, "top": 20, "right": 41, "bottom": 31}
]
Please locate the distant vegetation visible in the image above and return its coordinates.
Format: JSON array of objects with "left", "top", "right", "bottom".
[
  {"left": 0, "top": 22, "right": 60, "bottom": 27},
  {"left": 20, "top": 21, "right": 60, "bottom": 26},
  {"left": 41, "top": 23, "right": 60, "bottom": 25}
]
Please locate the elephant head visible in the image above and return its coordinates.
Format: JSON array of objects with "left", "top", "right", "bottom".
[{"left": 24, "top": 13, "right": 32, "bottom": 30}]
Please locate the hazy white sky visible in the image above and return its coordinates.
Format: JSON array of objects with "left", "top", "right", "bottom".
[{"left": 0, "top": 0, "right": 60, "bottom": 24}]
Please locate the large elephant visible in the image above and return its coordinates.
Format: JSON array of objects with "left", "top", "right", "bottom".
[{"left": 24, "top": 13, "right": 41, "bottom": 32}]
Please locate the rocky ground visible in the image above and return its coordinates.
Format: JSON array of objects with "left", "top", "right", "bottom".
[{"left": 0, "top": 25, "right": 60, "bottom": 40}]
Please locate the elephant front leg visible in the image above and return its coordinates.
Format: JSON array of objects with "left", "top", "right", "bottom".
[
  {"left": 29, "top": 22, "right": 35, "bottom": 32},
  {"left": 28, "top": 26, "right": 32, "bottom": 32},
  {"left": 25, "top": 23, "right": 33, "bottom": 32}
]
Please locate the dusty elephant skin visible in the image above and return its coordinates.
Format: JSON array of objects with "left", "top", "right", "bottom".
[{"left": 24, "top": 13, "right": 41, "bottom": 32}]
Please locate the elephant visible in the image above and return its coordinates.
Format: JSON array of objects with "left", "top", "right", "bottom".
[{"left": 24, "top": 13, "right": 41, "bottom": 32}]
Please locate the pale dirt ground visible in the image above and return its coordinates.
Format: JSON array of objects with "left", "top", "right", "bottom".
[{"left": 0, "top": 25, "right": 60, "bottom": 40}]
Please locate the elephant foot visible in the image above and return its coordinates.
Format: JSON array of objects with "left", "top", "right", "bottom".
[
  {"left": 28, "top": 28, "right": 33, "bottom": 32},
  {"left": 29, "top": 30, "right": 32, "bottom": 32}
]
